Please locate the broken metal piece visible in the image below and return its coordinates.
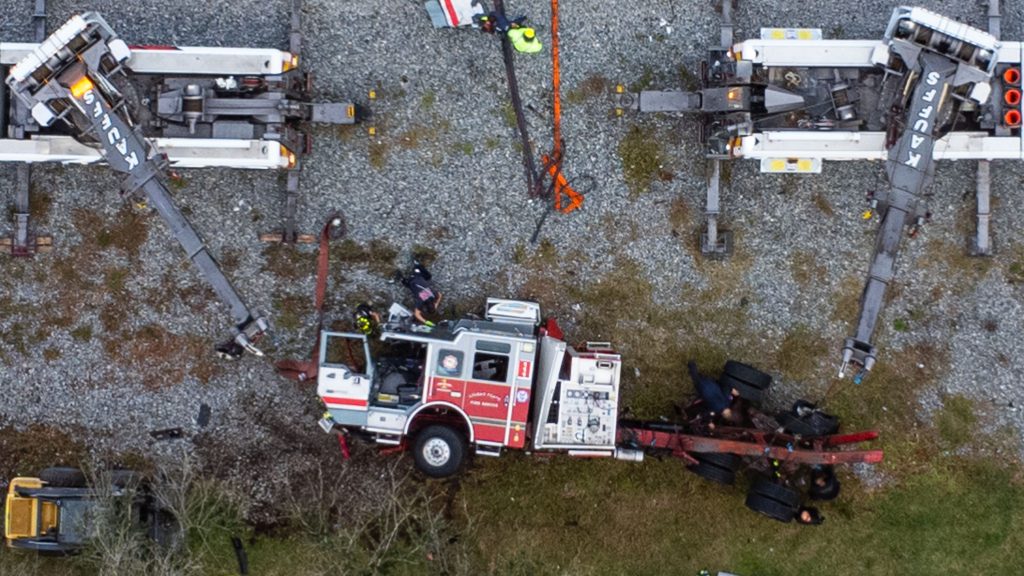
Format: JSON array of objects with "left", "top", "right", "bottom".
[
  {"left": 149, "top": 428, "right": 184, "bottom": 441},
  {"left": 197, "top": 404, "right": 211, "bottom": 428}
]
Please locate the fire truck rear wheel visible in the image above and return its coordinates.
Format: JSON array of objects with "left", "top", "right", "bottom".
[{"left": 413, "top": 426, "right": 466, "bottom": 478}]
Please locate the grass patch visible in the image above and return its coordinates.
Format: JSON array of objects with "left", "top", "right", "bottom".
[
  {"left": 167, "top": 172, "right": 189, "bottom": 190},
  {"left": 564, "top": 258, "right": 756, "bottom": 417},
  {"left": 274, "top": 294, "right": 313, "bottom": 332},
  {"left": 77, "top": 208, "right": 150, "bottom": 259},
  {"left": 565, "top": 75, "right": 608, "bottom": 105},
  {"left": 70, "top": 325, "right": 94, "bottom": 342},
  {"left": 369, "top": 139, "right": 389, "bottom": 169},
  {"left": 812, "top": 190, "right": 835, "bottom": 217},
  {"left": 498, "top": 102, "right": 517, "bottom": 128},
  {"left": 514, "top": 240, "right": 582, "bottom": 314},
  {"left": 1007, "top": 246, "right": 1024, "bottom": 284},
  {"left": 893, "top": 317, "right": 909, "bottom": 332},
  {"left": 678, "top": 64, "right": 700, "bottom": 91},
  {"left": 412, "top": 244, "right": 438, "bottom": 267},
  {"left": 618, "top": 125, "right": 670, "bottom": 195},
  {"left": 28, "top": 190, "right": 52, "bottom": 220},
  {"left": 102, "top": 324, "right": 221, "bottom": 386},
  {"left": 420, "top": 89, "right": 436, "bottom": 110},
  {"left": 397, "top": 124, "right": 434, "bottom": 150},
  {"left": 219, "top": 247, "right": 242, "bottom": 274},
  {"left": 921, "top": 239, "right": 992, "bottom": 294},
  {"left": 668, "top": 197, "right": 694, "bottom": 233},
  {"left": 936, "top": 395, "right": 977, "bottom": 448},
  {"left": 103, "top": 266, "right": 131, "bottom": 295},
  {"left": 331, "top": 239, "right": 398, "bottom": 277},
  {"left": 826, "top": 343, "right": 946, "bottom": 475},
  {"left": 0, "top": 425, "right": 87, "bottom": 482},
  {"left": 459, "top": 454, "right": 1024, "bottom": 576},
  {"left": 628, "top": 66, "right": 655, "bottom": 92},
  {"left": 775, "top": 326, "right": 828, "bottom": 384},
  {"left": 262, "top": 244, "right": 316, "bottom": 280},
  {"left": 780, "top": 174, "right": 799, "bottom": 195},
  {"left": 790, "top": 250, "right": 826, "bottom": 289},
  {"left": 831, "top": 274, "right": 863, "bottom": 325}
]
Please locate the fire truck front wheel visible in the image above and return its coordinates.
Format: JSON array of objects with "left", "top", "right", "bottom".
[{"left": 413, "top": 426, "right": 466, "bottom": 478}]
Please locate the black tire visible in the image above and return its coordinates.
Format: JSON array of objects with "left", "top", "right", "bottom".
[
  {"left": 722, "top": 375, "right": 765, "bottom": 404},
  {"left": 777, "top": 412, "right": 819, "bottom": 436},
  {"left": 215, "top": 341, "right": 244, "bottom": 360},
  {"left": 778, "top": 411, "right": 839, "bottom": 438},
  {"left": 412, "top": 425, "right": 466, "bottom": 478},
  {"left": 806, "top": 411, "right": 840, "bottom": 435},
  {"left": 693, "top": 451, "right": 741, "bottom": 471},
  {"left": 792, "top": 399, "right": 817, "bottom": 414},
  {"left": 723, "top": 361, "right": 772, "bottom": 389},
  {"left": 790, "top": 400, "right": 839, "bottom": 434},
  {"left": 749, "top": 477, "right": 801, "bottom": 508},
  {"left": 745, "top": 491, "right": 797, "bottom": 523},
  {"left": 39, "top": 467, "right": 86, "bottom": 488},
  {"left": 687, "top": 461, "right": 737, "bottom": 485},
  {"left": 687, "top": 452, "right": 740, "bottom": 485},
  {"left": 809, "top": 472, "right": 841, "bottom": 501}
]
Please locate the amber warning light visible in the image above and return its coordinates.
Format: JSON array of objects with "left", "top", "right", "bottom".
[{"left": 69, "top": 76, "right": 94, "bottom": 99}]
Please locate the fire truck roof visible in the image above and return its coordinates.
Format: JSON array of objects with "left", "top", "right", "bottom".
[{"left": 385, "top": 318, "right": 537, "bottom": 344}]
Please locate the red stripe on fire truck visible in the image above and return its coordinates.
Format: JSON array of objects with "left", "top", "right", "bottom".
[{"left": 322, "top": 396, "right": 368, "bottom": 408}]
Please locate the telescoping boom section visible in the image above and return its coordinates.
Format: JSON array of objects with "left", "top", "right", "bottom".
[
  {"left": 627, "top": 6, "right": 1013, "bottom": 379},
  {"left": 840, "top": 8, "right": 998, "bottom": 377},
  {"left": 5, "top": 14, "right": 269, "bottom": 355}
]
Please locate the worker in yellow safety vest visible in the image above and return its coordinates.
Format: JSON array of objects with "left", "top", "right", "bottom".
[{"left": 508, "top": 27, "right": 542, "bottom": 53}]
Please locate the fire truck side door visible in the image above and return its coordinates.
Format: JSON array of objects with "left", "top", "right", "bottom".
[{"left": 317, "top": 332, "right": 375, "bottom": 418}]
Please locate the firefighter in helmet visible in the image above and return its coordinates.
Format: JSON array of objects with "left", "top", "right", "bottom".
[{"left": 353, "top": 303, "right": 380, "bottom": 336}]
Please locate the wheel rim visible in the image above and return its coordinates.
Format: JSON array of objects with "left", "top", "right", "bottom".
[{"left": 422, "top": 437, "right": 451, "bottom": 468}]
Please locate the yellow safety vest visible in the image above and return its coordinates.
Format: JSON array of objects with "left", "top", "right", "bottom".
[{"left": 508, "top": 29, "right": 542, "bottom": 54}]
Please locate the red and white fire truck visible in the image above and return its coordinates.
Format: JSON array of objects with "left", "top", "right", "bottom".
[
  {"left": 317, "top": 299, "right": 626, "bottom": 477},
  {"left": 315, "top": 298, "right": 883, "bottom": 490}
]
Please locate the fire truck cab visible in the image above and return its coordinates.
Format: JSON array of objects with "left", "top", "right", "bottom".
[{"left": 316, "top": 298, "right": 623, "bottom": 477}]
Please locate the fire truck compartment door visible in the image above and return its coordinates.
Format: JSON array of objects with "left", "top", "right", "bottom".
[
  {"left": 318, "top": 332, "right": 373, "bottom": 416},
  {"left": 532, "top": 336, "right": 567, "bottom": 450}
]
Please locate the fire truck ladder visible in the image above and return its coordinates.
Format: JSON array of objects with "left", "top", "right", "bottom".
[
  {"left": 840, "top": 18, "right": 997, "bottom": 378},
  {"left": 6, "top": 13, "right": 268, "bottom": 357}
]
